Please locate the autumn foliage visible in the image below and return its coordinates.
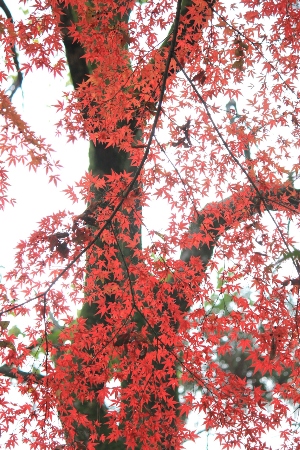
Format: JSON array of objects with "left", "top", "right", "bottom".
[{"left": 1, "top": 0, "right": 300, "bottom": 449}]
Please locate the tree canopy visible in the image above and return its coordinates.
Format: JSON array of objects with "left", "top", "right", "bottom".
[{"left": 0, "top": 0, "right": 300, "bottom": 449}]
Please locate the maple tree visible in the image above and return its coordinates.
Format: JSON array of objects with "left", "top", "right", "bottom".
[{"left": 0, "top": 0, "right": 300, "bottom": 448}]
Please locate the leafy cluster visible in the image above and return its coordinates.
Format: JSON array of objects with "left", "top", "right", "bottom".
[{"left": 0, "top": 0, "right": 300, "bottom": 449}]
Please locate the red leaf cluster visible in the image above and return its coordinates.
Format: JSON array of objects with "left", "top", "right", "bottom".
[{"left": 0, "top": 0, "right": 300, "bottom": 449}]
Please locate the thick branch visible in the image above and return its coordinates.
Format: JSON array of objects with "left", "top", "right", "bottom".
[
  {"left": 58, "top": 5, "right": 89, "bottom": 89},
  {"left": 181, "top": 185, "right": 300, "bottom": 265},
  {"left": 0, "top": 364, "right": 44, "bottom": 381}
]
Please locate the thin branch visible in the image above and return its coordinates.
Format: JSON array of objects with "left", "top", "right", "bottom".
[
  {"left": 0, "top": 0, "right": 23, "bottom": 99},
  {"left": 207, "top": 1, "right": 297, "bottom": 98},
  {"left": 155, "top": 135, "right": 200, "bottom": 219},
  {"left": 173, "top": 53, "right": 298, "bottom": 272}
]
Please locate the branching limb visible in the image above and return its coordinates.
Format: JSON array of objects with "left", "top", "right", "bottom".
[{"left": 180, "top": 185, "right": 300, "bottom": 266}]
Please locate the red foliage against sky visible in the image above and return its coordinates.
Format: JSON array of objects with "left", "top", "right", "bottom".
[{"left": 0, "top": 0, "right": 300, "bottom": 449}]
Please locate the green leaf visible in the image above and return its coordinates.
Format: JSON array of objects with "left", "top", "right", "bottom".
[
  {"left": 48, "top": 329, "right": 61, "bottom": 344},
  {"left": 9, "top": 325, "right": 22, "bottom": 337}
]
